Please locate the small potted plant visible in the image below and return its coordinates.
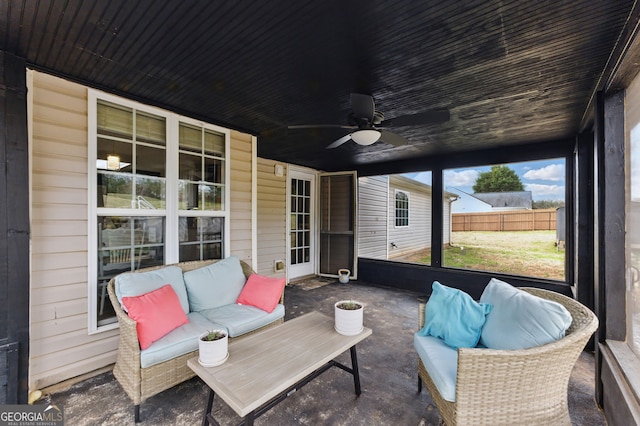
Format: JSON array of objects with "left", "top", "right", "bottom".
[
  {"left": 334, "top": 300, "right": 364, "bottom": 336},
  {"left": 198, "top": 329, "right": 229, "bottom": 367}
]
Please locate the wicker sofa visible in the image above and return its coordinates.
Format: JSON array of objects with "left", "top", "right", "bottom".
[
  {"left": 107, "top": 258, "right": 285, "bottom": 422},
  {"left": 416, "top": 286, "right": 598, "bottom": 426}
]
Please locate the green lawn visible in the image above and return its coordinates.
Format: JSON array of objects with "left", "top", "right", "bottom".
[{"left": 417, "top": 230, "right": 565, "bottom": 280}]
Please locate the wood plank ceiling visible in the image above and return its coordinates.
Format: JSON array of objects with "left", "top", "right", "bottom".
[{"left": 0, "top": 0, "right": 635, "bottom": 171}]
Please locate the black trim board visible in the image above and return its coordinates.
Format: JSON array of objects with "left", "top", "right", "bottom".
[
  {"left": 358, "top": 258, "right": 573, "bottom": 300},
  {"left": 356, "top": 139, "right": 575, "bottom": 178}
]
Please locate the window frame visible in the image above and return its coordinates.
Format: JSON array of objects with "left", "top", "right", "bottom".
[
  {"left": 441, "top": 159, "right": 567, "bottom": 281},
  {"left": 177, "top": 116, "right": 230, "bottom": 262},
  {"left": 394, "top": 189, "right": 410, "bottom": 228},
  {"left": 88, "top": 90, "right": 231, "bottom": 333}
]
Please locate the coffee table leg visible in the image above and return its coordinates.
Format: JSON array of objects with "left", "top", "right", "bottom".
[
  {"left": 203, "top": 388, "right": 215, "bottom": 426},
  {"left": 244, "top": 411, "right": 255, "bottom": 426},
  {"left": 350, "top": 346, "right": 362, "bottom": 395}
]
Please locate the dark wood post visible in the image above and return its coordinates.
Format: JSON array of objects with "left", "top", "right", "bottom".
[{"left": 0, "top": 51, "right": 30, "bottom": 404}]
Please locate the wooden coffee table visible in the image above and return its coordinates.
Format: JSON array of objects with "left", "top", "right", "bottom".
[{"left": 187, "top": 311, "right": 372, "bottom": 425}]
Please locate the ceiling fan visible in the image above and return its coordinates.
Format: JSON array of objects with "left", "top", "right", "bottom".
[{"left": 288, "top": 93, "right": 450, "bottom": 149}]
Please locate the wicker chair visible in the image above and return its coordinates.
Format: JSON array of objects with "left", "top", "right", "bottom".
[
  {"left": 417, "top": 288, "right": 598, "bottom": 426},
  {"left": 107, "top": 259, "right": 285, "bottom": 422}
]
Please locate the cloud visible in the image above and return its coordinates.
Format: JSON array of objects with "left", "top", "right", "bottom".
[
  {"left": 411, "top": 171, "right": 432, "bottom": 185},
  {"left": 525, "top": 183, "right": 565, "bottom": 199},
  {"left": 444, "top": 169, "right": 479, "bottom": 186},
  {"left": 523, "top": 164, "right": 564, "bottom": 181}
]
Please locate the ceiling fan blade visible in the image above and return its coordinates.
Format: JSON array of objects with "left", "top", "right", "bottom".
[
  {"left": 380, "top": 130, "right": 408, "bottom": 147},
  {"left": 383, "top": 109, "right": 450, "bottom": 127},
  {"left": 326, "top": 134, "right": 352, "bottom": 149},
  {"left": 288, "top": 124, "right": 356, "bottom": 130},
  {"left": 350, "top": 93, "right": 375, "bottom": 121}
]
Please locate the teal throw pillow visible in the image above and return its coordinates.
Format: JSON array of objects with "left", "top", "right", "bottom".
[
  {"left": 417, "top": 281, "right": 492, "bottom": 349},
  {"left": 479, "top": 278, "right": 572, "bottom": 350},
  {"left": 183, "top": 256, "right": 247, "bottom": 312},
  {"left": 115, "top": 265, "right": 190, "bottom": 315}
]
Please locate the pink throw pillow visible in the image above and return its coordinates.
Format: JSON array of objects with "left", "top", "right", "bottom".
[
  {"left": 236, "top": 274, "right": 286, "bottom": 313},
  {"left": 122, "top": 284, "right": 189, "bottom": 350}
]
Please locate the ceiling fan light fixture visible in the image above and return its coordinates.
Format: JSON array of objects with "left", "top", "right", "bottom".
[{"left": 351, "top": 129, "right": 381, "bottom": 145}]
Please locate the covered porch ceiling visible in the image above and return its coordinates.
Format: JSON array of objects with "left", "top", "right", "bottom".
[{"left": 2, "top": 0, "right": 638, "bottom": 171}]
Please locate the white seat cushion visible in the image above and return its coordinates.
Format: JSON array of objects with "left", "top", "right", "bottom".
[{"left": 414, "top": 333, "right": 458, "bottom": 402}]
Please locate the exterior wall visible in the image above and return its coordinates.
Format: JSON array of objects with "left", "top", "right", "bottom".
[
  {"left": 29, "top": 71, "right": 119, "bottom": 390},
  {"left": 28, "top": 71, "right": 257, "bottom": 390},
  {"left": 229, "top": 130, "right": 254, "bottom": 263},
  {"left": 255, "top": 158, "right": 287, "bottom": 278},
  {"left": 387, "top": 176, "right": 432, "bottom": 259},
  {"left": 358, "top": 175, "right": 453, "bottom": 259},
  {"left": 448, "top": 187, "right": 493, "bottom": 213},
  {"left": 357, "top": 176, "right": 388, "bottom": 260}
]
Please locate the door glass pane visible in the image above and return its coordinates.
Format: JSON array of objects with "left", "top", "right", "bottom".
[{"left": 291, "top": 178, "right": 312, "bottom": 265}]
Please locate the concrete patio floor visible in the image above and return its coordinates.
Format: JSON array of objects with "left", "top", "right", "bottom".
[{"left": 42, "top": 280, "right": 605, "bottom": 425}]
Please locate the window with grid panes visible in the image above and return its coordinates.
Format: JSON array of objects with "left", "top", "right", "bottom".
[
  {"left": 178, "top": 122, "right": 226, "bottom": 261},
  {"left": 95, "top": 100, "right": 167, "bottom": 328},
  {"left": 395, "top": 191, "right": 409, "bottom": 227},
  {"left": 290, "top": 178, "right": 311, "bottom": 265},
  {"left": 92, "top": 94, "right": 229, "bottom": 331}
]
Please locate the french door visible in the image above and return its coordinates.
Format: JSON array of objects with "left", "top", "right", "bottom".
[{"left": 288, "top": 170, "right": 316, "bottom": 279}]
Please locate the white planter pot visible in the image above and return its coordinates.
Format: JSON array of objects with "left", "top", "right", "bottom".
[
  {"left": 198, "top": 330, "right": 229, "bottom": 367},
  {"left": 334, "top": 300, "right": 364, "bottom": 336}
]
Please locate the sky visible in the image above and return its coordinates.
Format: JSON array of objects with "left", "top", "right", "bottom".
[{"left": 404, "top": 158, "right": 566, "bottom": 201}]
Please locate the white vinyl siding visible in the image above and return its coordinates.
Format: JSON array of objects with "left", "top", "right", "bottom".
[
  {"left": 229, "top": 130, "right": 253, "bottom": 262},
  {"left": 357, "top": 176, "right": 389, "bottom": 260},
  {"left": 388, "top": 176, "right": 431, "bottom": 259},
  {"left": 443, "top": 196, "right": 452, "bottom": 245},
  {"left": 256, "top": 158, "right": 288, "bottom": 277},
  {"left": 30, "top": 71, "right": 120, "bottom": 389}
]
